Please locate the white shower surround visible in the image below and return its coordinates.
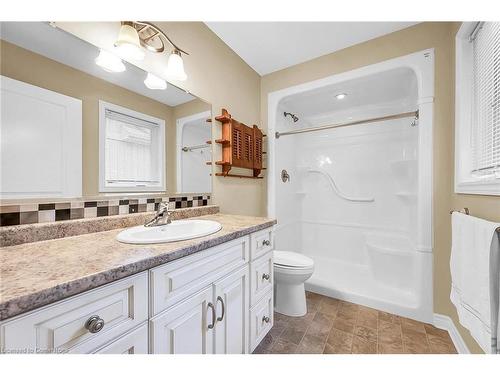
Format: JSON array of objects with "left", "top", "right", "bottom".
[
  {"left": 267, "top": 50, "right": 435, "bottom": 322},
  {"left": 176, "top": 110, "right": 212, "bottom": 193}
]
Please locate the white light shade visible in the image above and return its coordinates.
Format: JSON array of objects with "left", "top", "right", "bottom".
[
  {"left": 335, "top": 93, "right": 347, "bottom": 100},
  {"left": 144, "top": 73, "right": 167, "bottom": 90},
  {"left": 115, "top": 24, "right": 145, "bottom": 61},
  {"left": 166, "top": 50, "right": 187, "bottom": 81},
  {"left": 95, "top": 49, "right": 125, "bottom": 73}
]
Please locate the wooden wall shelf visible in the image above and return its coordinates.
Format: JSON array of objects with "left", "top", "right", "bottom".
[
  {"left": 214, "top": 108, "right": 265, "bottom": 179},
  {"left": 215, "top": 173, "right": 263, "bottom": 179}
]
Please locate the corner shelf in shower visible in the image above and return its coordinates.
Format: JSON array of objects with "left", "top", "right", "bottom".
[{"left": 213, "top": 108, "right": 265, "bottom": 179}]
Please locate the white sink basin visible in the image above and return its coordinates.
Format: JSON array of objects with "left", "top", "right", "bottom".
[{"left": 116, "top": 219, "right": 222, "bottom": 244}]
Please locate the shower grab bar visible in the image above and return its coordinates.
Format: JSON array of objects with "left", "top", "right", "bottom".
[
  {"left": 307, "top": 168, "right": 375, "bottom": 203},
  {"left": 275, "top": 110, "right": 418, "bottom": 138}
]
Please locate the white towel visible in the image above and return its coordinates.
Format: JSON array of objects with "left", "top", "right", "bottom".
[{"left": 450, "top": 212, "right": 500, "bottom": 354}]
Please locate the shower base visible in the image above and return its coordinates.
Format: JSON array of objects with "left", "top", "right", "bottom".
[{"left": 304, "top": 254, "right": 430, "bottom": 322}]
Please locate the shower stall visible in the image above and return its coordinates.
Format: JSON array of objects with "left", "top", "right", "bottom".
[{"left": 267, "top": 50, "right": 434, "bottom": 322}]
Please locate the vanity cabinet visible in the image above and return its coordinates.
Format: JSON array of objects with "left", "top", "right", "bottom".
[
  {"left": 0, "top": 227, "right": 274, "bottom": 354},
  {"left": 150, "top": 265, "right": 250, "bottom": 354}
]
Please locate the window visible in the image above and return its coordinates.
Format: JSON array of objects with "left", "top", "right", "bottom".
[
  {"left": 99, "top": 101, "right": 165, "bottom": 192},
  {"left": 455, "top": 22, "right": 500, "bottom": 195}
]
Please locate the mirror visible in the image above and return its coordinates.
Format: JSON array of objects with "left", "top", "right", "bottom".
[{"left": 0, "top": 22, "right": 212, "bottom": 201}]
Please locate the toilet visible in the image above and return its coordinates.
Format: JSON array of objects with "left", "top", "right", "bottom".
[{"left": 273, "top": 250, "right": 315, "bottom": 317}]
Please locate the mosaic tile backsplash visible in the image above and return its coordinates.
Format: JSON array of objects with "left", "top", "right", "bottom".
[{"left": 0, "top": 195, "right": 211, "bottom": 227}]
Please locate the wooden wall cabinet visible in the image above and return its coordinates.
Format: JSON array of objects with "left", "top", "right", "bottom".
[{"left": 214, "top": 109, "right": 264, "bottom": 179}]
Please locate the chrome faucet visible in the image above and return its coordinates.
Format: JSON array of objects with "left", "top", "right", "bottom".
[{"left": 144, "top": 202, "right": 172, "bottom": 227}]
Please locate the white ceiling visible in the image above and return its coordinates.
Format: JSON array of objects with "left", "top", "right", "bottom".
[
  {"left": 280, "top": 67, "right": 418, "bottom": 126},
  {"left": 205, "top": 22, "right": 418, "bottom": 75},
  {"left": 1, "top": 22, "right": 195, "bottom": 107}
]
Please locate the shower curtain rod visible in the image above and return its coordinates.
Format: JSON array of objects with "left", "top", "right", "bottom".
[
  {"left": 181, "top": 144, "right": 210, "bottom": 152},
  {"left": 275, "top": 110, "right": 419, "bottom": 138}
]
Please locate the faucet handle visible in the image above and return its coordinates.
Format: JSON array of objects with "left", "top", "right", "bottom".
[{"left": 158, "top": 202, "right": 169, "bottom": 213}]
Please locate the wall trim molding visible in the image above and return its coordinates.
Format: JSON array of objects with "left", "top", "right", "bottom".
[{"left": 433, "top": 313, "right": 470, "bottom": 354}]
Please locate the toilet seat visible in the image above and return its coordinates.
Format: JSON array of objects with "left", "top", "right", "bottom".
[{"left": 274, "top": 250, "right": 314, "bottom": 269}]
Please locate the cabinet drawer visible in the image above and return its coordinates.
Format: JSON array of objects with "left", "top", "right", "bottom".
[
  {"left": 94, "top": 323, "right": 148, "bottom": 354},
  {"left": 250, "top": 228, "right": 274, "bottom": 260},
  {"left": 250, "top": 251, "right": 273, "bottom": 306},
  {"left": 0, "top": 272, "right": 148, "bottom": 354},
  {"left": 249, "top": 291, "right": 273, "bottom": 352},
  {"left": 150, "top": 236, "right": 249, "bottom": 316}
]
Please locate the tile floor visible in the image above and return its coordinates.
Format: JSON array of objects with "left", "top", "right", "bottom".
[{"left": 253, "top": 291, "right": 457, "bottom": 354}]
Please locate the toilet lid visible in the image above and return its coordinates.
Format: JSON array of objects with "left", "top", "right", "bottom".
[{"left": 274, "top": 251, "right": 314, "bottom": 268}]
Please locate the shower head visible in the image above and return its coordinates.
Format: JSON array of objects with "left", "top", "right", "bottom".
[{"left": 284, "top": 111, "right": 299, "bottom": 123}]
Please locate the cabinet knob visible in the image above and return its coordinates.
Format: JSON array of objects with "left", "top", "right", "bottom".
[
  {"left": 262, "top": 239, "right": 270, "bottom": 246},
  {"left": 262, "top": 316, "right": 270, "bottom": 324},
  {"left": 84, "top": 315, "right": 105, "bottom": 334},
  {"left": 262, "top": 273, "right": 270, "bottom": 281}
]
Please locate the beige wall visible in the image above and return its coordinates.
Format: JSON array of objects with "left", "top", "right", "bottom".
[
  {"left": 261, "top": 22, "right": 500, "bottom": 353},
  {"left": 0, "top": 39, "right": 179, "bottom": 196},
  {"left": 57, "top": 22, "right": 264, "bottom": 216},
  {"left": 173, "top": 97, "right": 211, "bottom": 121}
]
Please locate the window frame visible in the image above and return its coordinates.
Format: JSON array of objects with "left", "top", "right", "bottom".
[
  {"left": 455, "top": 22, "right": 500, "bottom": 196},
  {"left": 98, "top": 100, "right": 166, "bottom": 193}
]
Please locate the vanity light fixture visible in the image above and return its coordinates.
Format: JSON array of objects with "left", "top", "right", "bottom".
[
  {"left": 166, "top": 50, "right": 187, "bottom": 81},
  {"left": 114, "top": 22, "right": 145, "bottom": 61},
  {"left": 335, "top": 93, "right": 347, "bottom": 100},
  {"left": 144, "top": 72, "right": 167, "bottom": 90},
  {"left": 95, "top": 49, "right": 126, "bottom": 73},
  {"left": 116, "top": 21, "right": 189, "bottom": 81}
]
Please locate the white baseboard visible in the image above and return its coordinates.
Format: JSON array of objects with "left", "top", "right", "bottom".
[{"left": 433, "top": 313, "right": 470, "bottom": 354}]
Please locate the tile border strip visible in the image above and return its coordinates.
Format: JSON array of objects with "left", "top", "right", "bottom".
[{"left": 0, "top": 194, "right": 211, "bottom": 227}]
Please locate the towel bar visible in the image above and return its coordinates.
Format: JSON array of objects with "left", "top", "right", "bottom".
[{"left": 450, "top": 207, "right": 500, "bottom": 233}]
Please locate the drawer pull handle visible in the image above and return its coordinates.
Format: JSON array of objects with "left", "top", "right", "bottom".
[
  {"left": 85, "top": 315, "right": 105, "bottom": 334},
  {"left": 262, "top": 316, "right": 270, "bottom": 324},
  {"left": 262, "top": 273, "right": 270, "bottom": 281},
  {"left": 216, "top": 296, "right": 225, "bottom": 322},
  {"left": 207, "top": 302, "right": 216, "bottom": 330},
  {"left": 262, "top": 239, "right": 271, "bottom": 246}
]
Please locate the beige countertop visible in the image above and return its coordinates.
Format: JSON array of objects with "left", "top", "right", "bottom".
[{"left": 0, "top": 213, "right": 276, "bottom": 320}]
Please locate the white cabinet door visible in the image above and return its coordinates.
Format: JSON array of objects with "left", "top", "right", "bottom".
[
  {"left": 150, "top": 286, "right": 214, "bottom": 354},
  {"left": 213, "top": 266, "right": 250, "bottom": 354}
]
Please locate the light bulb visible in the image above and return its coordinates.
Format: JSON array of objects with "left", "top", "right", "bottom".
[
  {"left": 144, "top": 73, "right": 167, "bottom": 90},
  {"left": 95, "top": 49, "right": 125, "bottom": 73},
  {"left": 166, "top": 50, "right": 187, "bottom": 81},
  {"left": 335, "top": 93, "right": 347, "bottom": 100},
  {"left": 114, "top": 23, "right": 145, "bottom": 61}
]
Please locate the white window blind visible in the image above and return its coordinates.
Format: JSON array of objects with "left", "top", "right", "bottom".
[
  {"left": 471, "top": 22, "right": 500, "bottom": 177},
  {"left": 101, "top": 104, "right": 164, "bottom": 191}
]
